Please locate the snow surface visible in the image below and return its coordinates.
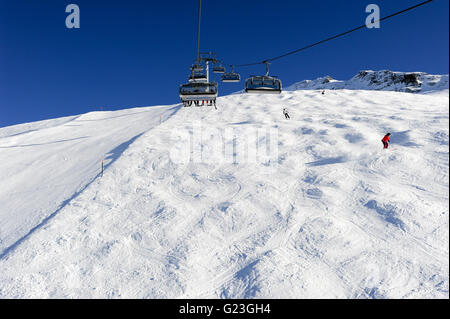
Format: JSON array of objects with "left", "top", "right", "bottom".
[
  {"left": 0, "top": 106, "right": 178, "bottom": 258},
  {"left": 0, "top": 83, "right": 448, "bottom": 298}
]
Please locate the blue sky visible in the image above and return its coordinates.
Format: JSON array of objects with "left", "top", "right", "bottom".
[{"left": 0, "top": 0, "right": 448, "bottom": 127}]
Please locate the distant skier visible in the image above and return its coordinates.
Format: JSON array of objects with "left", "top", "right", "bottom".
[
  {"left": 283, "top": 108, "right": 290, "bottom": 119},
  {"left": 322, "top": 90, "right": 325, "bottom": 95},
  {"left": 381, "top": 133, "right": 391, "bottom": 149}
]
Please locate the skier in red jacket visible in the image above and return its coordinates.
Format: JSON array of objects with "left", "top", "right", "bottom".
[{"left": 381, "top": 133, "right": 391, "bottom": 149}]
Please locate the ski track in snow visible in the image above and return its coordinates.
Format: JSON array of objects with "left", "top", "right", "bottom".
[{"left": 0, "top": 89, "right": 448, "bottom": 298}]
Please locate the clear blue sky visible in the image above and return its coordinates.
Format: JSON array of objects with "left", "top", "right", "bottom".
[{"left": 0, "top": 0, "right": 448, "bottom": 127}]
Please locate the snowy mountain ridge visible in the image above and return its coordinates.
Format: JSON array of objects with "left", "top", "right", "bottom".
[{"left": 286, "top": 70, "right": 449, "bottom": 93}]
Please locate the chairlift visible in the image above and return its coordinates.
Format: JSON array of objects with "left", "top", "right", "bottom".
[
  {"left": 221, "top": 65, "right": 241, "bottom": 83},
  {"left": 189, "top": 70, "right": 207, "bottom": 82},
  {"left": 213, "top": 65, "right": 225, "bottom": 74},
  {"left": 179, "top": 82, "right": 218, "bottom": 107},
  {"left": 191, "top": 63, "right": 204, "bottom": 72},
  {"left": 178, "top": 1, "right": 218, "bottom": 108},
  {"left": 245, "top": 62, "right": 282, "bottom": 94}
]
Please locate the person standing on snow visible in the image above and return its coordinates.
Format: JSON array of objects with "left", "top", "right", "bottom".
[
  {"left": 381, "top": 133, "right": 391, "bottom": 149},
  {"left": 283, "top": 108, "right": 290, "bottom": 119}
]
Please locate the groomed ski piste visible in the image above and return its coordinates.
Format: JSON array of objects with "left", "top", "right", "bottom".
[{"left": 0, "top": 71, "right": 448, "bottom": 298}]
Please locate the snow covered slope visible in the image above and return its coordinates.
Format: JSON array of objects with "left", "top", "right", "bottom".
[
  {"left": 286, "top": 70, "right": 449, "bottom": 94},
  {"left": 0, "top": 87, "right": 448, "bottom": 298},
  {"left": 0, "top": 106, "right": 178, "bottom": 258}
]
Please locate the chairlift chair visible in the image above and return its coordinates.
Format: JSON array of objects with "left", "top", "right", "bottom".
[
  {"left": 221, "top": 65, "right": 241, "bottom": 83},
  {"left": 213, "top": 65, "right": 226, "bottom": 74},
  {"left": 245, "top": 62, "right": 282, "bottom": 94},
  {"left": 188, "top": 69, "right": 207, "bottom": 83},
  {"left": 179, "top": 82, "right": 218, "bottom": 106},
  {"left": 191, "top": 63, "right": 204, "bottom": 72}
]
